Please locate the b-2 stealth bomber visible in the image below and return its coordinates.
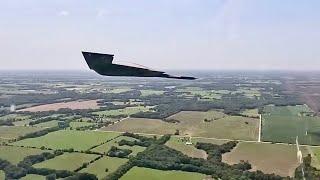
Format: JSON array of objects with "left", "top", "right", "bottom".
[{"left": 82, "top": 51, "right": 196, "bottom": 80}]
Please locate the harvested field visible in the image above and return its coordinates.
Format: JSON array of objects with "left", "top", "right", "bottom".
[
  {"left": 17, "top": 99, "right": 100, "bottom": 112},
  {"left": 222, "top": 142, "right": 308, "bottom": 177}
]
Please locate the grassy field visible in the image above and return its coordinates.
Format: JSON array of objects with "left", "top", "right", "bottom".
[
  {"left": 0, "top": 170, "right": 5, "bottom": 180},
  {"left": 222, "top": 142, "right": 308, "bottom": 177},
  {"left": 80, "top": 156, "right": 128, "bottom": 179},
  {"left": 91, "top": 136, "right": 146, "bottom": 155},
  {"left": 13, "top": 119, "right": 33, "bottom": 126},
  {"left": 21, "top": 174, "right": 46, "bottom": 180},
  {"left": 103, "top": 111, "right": 259, "bottom": 140},
  {"left": 262, "top": 105, "right": 320, "bottom": 145},
  {"left": 0, "top": 126, "right": 44, "bottom": 139},
  {"left": 13, "top": 130, "right": 120, "bottom": 151},
  {"left": 0, "top": 114, "right": 30, "bottom": 121},
  {"left": 120, "top": 167, "right": 207, "bottom": 180},
  {"left": 92, "top": 106, "right": 151, "bottom": 117},
  {"left": 34, "top": 120, "right": 59, "bottom": 128},
  {"left": 105, "top": 88, "right": 132, "bottom": 93},
  {"left": 140, "top": 90, "right": 165, "bottom": 96},
  {"left": 33, "top": 152, "right": 99, "bottom": 171},
  {"left": 165, "top": 137, "right": 207, "bottom": 159},
  {"left": 232, "top": 87, "right": 261, "bottom": 99},
  {"left": 240, "top": 109, "right": 259, "bottom": 118},
  {"left": 0, "top": 146, "right": 48, "bottom": 164},
  {"left": 69, "top": 121, "right": 95, "bottom": 128}
]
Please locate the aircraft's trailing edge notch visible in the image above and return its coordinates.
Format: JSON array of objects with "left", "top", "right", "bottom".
[{"left": 82, "top": 51, "right": 196, "bottom": 80}]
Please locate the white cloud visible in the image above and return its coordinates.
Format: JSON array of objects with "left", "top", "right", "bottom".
[{"left": 58, "top": 10, "right": 69, "bottom": 16}]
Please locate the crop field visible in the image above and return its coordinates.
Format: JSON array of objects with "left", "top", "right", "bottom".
[
  {"left": 140, "top": 90, "right": 165, "bottom": 96},
  {"left": 103, "top": 111, "right": 259, "bottom": 140},
  {"left": 165, "top": 137, "right": 207, "bottom": 159},
  {"left": 80, "top": 156, "right": 128, "bottom": 179},
  {"left": 222, "top": 142, "right": 308, "bottom": 177},
  {"left": 91, "top": 135, "right": 146, "bottom": 155},
  {"left": 261, "top": 105, "right": 320, "bottom": 145},
  {"left": 33, "top": 152, "right": 99, "bottom": 171},
  {"left": 21, "top": 174, "right": 45, "bottom": 180},
  {"left": 17, "top": 99, "right": 100, "bottom": 112},
  {"left": 12, "top": 130, "right": 120, "bottom": 151},
  {"left": 0, "top": 146, "right": 48, "bottom": 164},
  {"left": 0, "top": 126, "right": 44, "bottom": 139},
  {"left": 120, "top": 167, "right": 207, "bottom": 180},
  {"left": 92, "top": 106, "right": 151, "bottom": 117},
  {"left": 167, "top": 110, "right": 226, "bottom": 122}
]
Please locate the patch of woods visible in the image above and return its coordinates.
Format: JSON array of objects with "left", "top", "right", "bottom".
[{"left": 295, "top": 154, "right": 320, "bottom": 179}]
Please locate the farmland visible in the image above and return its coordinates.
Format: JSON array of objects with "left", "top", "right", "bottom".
[
  {"left": 92, "top": 106, "right": 151, "bottom": 117},
  {"left": 0, "top": 146, "right": 48, "bottom": 164},
  {"left": 103, "top": 111, "right": 259, "bottom": 140},
  {"left": 222, "top": 142, "right": 309, "bottom": 177},
  {"left": 12, "top": 130, "right": 120, "bottom": 151},
  {"left": 165, "top": 136, "right": 207, "bottom": 159},
  {"left": 120, "top": 167, "right": 207, "bottom": 180},
  {"left": 91, "top": 136, "right": 146, "bottom": 155},
  {"left": 2, "top": 71, "right": 320, "bottom": 179},
  {"left": 33, "top": 152, "right": 99, "bottom": 171},
  {"left": 261, "top": 105, "right": 320, "bottom": 145},
  {"left": 0, "top": 126, "right": 44, "bottom": 139},
  {"left": 80, "top": 156, "right": 128, "bottom": 179},
  {"left": 17, "top": 99, "right": 100, "bottom": 112}
]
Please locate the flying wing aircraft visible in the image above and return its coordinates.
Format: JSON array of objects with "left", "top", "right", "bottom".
[{"left": 82, "top": 51, "right": 196, "bottom": 80}]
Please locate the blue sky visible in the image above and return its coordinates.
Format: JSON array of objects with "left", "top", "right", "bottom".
[{"left": 0, "top": 0, "right": 319, "bottom": 70}]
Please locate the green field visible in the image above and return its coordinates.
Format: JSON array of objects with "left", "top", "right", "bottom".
[
  {"left": 165, "top": 137, "right": 207, "bottom": 159},
  {"left": 92, "top": 106, "right": 151, "bottom": 117},
  {"left": 80, "top": 156, "right": 128, "bottom": 179},
  {"left": 231, "top": 87, "right": 261, "bottom": 99},
  {"left": 262, "top": 105, "right": 320, "bottom": 145},
  {"left": 13, "top": 130, "right": 120, "bottom": 151},
  {"left": 91, "top": 136, "right": 146, "bottom": 156},
  {"left": 33, "top": 152, "right": 99, "bottom": 171},
  {"left": 0, "top": 170, "right": 5, "bottom": 180},
  {"left": 0, "top": 114, "right": 30, "bottom": 121},
  {"left": 120, "top": 167, "right": 207, "bottom": 180},
  {"left": 0, "top": 146, "right": 48, "bottom": 164},
  {"left": 103, "top": 111, "right": 259, "bottom": 140},
  {"left": 105, "top": 88, "right": 132, "bottom": 93},
  {"left": 34, "top": 120, "right": 59, "bottom": 128},
  {"left": 69, "top": 121, "right": 95, "bottom": 128},
  {"left": 0, "top": 126, "right": 44, "bottom": 139},
  {"left": 21, "top": 174, "right": 46, "bottom": 180},
  {"left": 176, "top": 87, "right": 227, "bottom": 100},
  {"left": 222, "top": 142, "right": 308, "bottom": 177},
  {"left": 13, "top": 119, "right": 33, "bottom": 126},
  {"left": 140, "top": 90, "right": 165, "bottom": 96}
]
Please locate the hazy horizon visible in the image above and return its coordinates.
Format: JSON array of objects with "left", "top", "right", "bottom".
[{"left": 1, "top": 0, "right": 319, "bottom": 71}]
